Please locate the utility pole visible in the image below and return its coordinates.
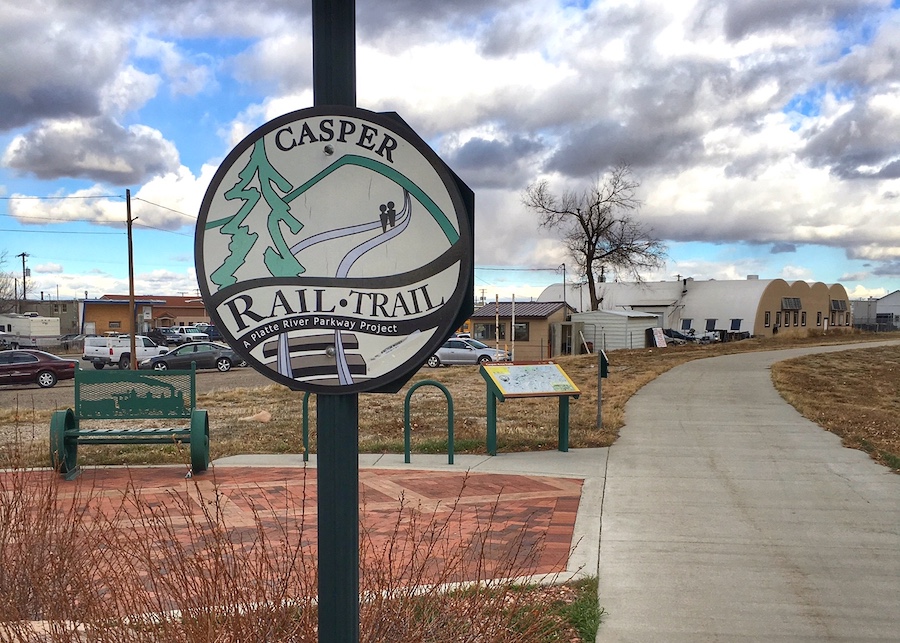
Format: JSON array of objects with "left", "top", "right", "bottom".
[
  {"left": 126, "top": 190, "right": 137, "bottom": 369},
  {"left": 560, "top": 262, "right": 566, "bottom": 319},
  {"left": 17, "top": 252, "right": 28, "bottom": 314}
]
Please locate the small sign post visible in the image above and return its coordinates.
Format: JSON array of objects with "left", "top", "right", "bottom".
[{"left": 597, "top": 349, "right": 609, "bottom": 428}]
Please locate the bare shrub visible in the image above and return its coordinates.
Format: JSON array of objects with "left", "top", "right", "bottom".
[
  {"left": 1, "top": 458, "right": 587, "bottom": 642},
  {"left": 0, "top": 456, "right": 318, "bottom": 642},
  {"left": 359, "top": 482, "right": 570, "bottom": 642}
]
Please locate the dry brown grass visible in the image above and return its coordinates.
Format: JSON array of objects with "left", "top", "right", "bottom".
[
  {"left": 2, "top": 330, "right": 899, "bottom": 471},
  {"left": 771, "top": 343, "right": 900, "bottom": 471}
]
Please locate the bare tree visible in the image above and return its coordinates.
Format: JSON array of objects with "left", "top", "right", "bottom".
[
  {"left": 523, "top": 164, "right": 665, "bottom": 310},
  {"left": 0, "top": 250, "right": 16, "bottom": 313}
]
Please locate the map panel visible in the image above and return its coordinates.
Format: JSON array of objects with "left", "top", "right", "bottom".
[{"left": 482, "top": 363, "right": 580, "bottom": 398}]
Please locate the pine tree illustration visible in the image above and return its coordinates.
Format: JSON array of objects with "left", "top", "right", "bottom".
[{"left": 210, "top": 138, "right": 306, "bottom": 289}]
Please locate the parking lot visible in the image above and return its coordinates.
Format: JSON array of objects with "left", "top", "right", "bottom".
[{"left": 0, "top": 364, "right": 276, "bottom": 411}]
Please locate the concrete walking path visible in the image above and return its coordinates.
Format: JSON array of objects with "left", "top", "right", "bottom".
[{"left": 596, "top": 342, "right": 900, "bottom": 642}]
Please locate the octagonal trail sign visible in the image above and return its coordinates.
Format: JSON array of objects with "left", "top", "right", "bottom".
[{"left": 195, "top": 106, "right": 474, "bottom": 394}]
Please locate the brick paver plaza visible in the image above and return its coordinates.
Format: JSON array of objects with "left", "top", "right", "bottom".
[{"left": 39, "top": 465, "right": 582, "bottom": 593}]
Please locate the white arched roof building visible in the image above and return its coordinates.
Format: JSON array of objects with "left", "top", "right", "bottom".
[{"left": 539, "top": 277, "right": 852, "bottom": 338}]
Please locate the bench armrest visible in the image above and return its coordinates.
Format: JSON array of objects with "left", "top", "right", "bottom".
[
  {"left": 190, "top": 409, "right": 209, "bottom": 473},
  {"left": 50, "top": 409, "right": 77, "bottom": 474}
]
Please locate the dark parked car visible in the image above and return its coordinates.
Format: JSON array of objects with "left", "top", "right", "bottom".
[
  {"left": 147, "top": 328, "right": 180, "bottom": 345},
  {"left": 196, "top": 324, "right": 223, "bottom": 341},
  {"left": 138, "top": 341, "right": 241, "bottom": 372},
  {"left": 0, "top": 349, "right": 79, "bottom": 388}
]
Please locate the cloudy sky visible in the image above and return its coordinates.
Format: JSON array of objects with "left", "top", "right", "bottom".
[{"left": 2, "top": 0, "right": 899, "bottom": 307}]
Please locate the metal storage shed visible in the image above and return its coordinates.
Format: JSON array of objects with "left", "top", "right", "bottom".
[{"left": 570, "top": 309, "right": 661, "bottom": 351}]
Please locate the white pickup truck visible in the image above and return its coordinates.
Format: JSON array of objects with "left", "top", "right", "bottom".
[
  {"left": 82, "top": 335, "right": 169, "bottom": 369},
  {"left": 170, "top": 326, "right": 210, "bottom": 344}
]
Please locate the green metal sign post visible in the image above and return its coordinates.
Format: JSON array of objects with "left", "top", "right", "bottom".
[
  {"left": 597, "top": 349, "right": 609, "bottom": 428},
  {"left": 312, "top": 2, "right": 360, "bottom": 641},
  {"left": 196, "top": 3, "right": 473, "bottom": 642}
]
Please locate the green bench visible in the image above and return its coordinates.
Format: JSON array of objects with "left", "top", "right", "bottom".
[{"left": 50, "top": 364, "right": 209, "bottom": 480}]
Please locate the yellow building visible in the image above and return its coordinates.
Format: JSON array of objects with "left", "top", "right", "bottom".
[
  {"left": 467, "top": 301, "right": 574, "bottom": 361},
  {"left": 81, "top": 295, "right": 209, "bottom": 336}
]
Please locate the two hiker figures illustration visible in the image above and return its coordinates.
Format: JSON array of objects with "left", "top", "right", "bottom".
[{"left": 379, "top": 201, "right": 396, "bottom": 232}]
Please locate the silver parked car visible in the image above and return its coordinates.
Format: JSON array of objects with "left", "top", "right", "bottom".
[{"left": 426, "top": 338, "right": 511, "bottom": 367}]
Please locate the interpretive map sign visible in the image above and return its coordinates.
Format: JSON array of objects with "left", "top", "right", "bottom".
[
  {"left": 479, "top": 362, "right": 581, "bottom": 455},
  {"left": 481, "top": 363, "right": 580, "bottom": 398},
  {"left": 195, "top": 106, "right": 473, "bottom": 393}
]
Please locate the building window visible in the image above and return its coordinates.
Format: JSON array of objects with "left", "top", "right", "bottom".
[
  {"left": 817, "top": 311, "right": 822, "bottom": 326},
  {"left": 62, "top": 304, "right": 67, "bottom": 312},
  {"left": 764, "top": 312, "right": 771, "bottom": 327},
  {"left": 681, "top": 319, "right": 692, "bottom": 331},
  {"left": 109, "top": 321, "right": 121, "bottom": 329},
  {"left": 53, "top": 304, "right": 59, "bottom": 312},
  {"left": 775, "top": 311, "right": 782, "bottom": 326},
  {"left": 782, "top": 297, "right": 802, "bottom": 310},
  {"left": 474, "top": 322, "right": 505, "bottom": 341},
  {"left": 830, "top": 312, "right": 836, "bottom": 326},
  {"left": 730, "top": 319, "right": 741, "bottom": 331},
  {"left": 801, "top": 311, "right": 807, "bottom": 326},
  {"left": 793, "top": 311, "right": 799, "bottom": 326},
  {"left": 705, "top": 319, "right": 716, "bottom": 332},
  {"left": 512, "top": 322, "right": 529, "bottom": 341},
  {"left": 845, "top": 312, "right": 850, "bottom": 326}
]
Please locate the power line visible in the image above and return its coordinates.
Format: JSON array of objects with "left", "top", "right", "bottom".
[
  {"left": 133, "top": 197, "right": 196, "bottom": 220},
  {"left": 476, "top": 265, "right": 564, "bottom": 272},
  {"left": 0, "top": 213, "right": 113, "bottom": 224},
  {"left": 0, "top": 194, "right": 122, "bottom": 200},
  {"left": 133, "top": 221, "right": 192, "bottom": 236},
  {"left": 0, "top": 228, "right": 123, "bottom": 235},
  {"left": 0, "top": 193, "right": 195, "bottom": 221}
]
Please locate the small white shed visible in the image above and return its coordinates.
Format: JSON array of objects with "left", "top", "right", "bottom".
[{"left": 571, "top": 309, "right": 661, "bottom": 351}]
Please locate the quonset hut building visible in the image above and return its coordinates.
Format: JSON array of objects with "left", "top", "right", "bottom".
[{"left": 539, "top": 276, "right": 853, "bottom": 340}]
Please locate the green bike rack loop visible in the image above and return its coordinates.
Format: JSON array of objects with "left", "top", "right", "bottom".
[{"left": 404, "top": 380, "right": 455, "bottom": 465}]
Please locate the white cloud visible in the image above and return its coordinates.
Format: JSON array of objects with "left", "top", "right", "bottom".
[
  {"left": 781, "top": 264, "right": 815, "bottom": 281},
  {"left": 9, "top": 185, "right": 130, "bottom": 226},
  {"left": 34, "top": 263, "right": 63, "bottom": 274},
  {"left": 3, "top": 0, "right": 900, "bottom": 297},
  {"left": 100, "top": 65, "right": 161, "bottom": 115},
  {"left": 134, "top": 35, "right": 213, "bottom": 97},
  {"left": 3, "top": 118, "right": 180, "bottom": 185},
  {"left": 847, "top": 284, "right": 887, "bottom": 299},
  {"left": 132, "top": 164, "right": 217, "bottom": 228}
]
